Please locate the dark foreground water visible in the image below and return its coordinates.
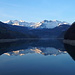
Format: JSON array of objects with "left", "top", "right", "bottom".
[{"left": 0, "top": 39, "right": 75, "bottom": 75}]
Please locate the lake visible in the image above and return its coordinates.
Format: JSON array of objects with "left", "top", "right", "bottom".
[{"left": 0, "top": 39, "right": 75, "bottom": 75}]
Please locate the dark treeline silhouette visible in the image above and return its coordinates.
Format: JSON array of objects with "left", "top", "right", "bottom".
[{"left": 64, "top": 22, "right": 75, "bottom": 40}]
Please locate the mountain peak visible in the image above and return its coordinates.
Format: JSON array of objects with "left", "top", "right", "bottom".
[{"left": 19, "top": 20, "right": 25, "bottom": 22}]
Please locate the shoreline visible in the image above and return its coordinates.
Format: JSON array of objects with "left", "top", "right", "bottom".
[
  {"left": 0, "top": 38, "right": 39, "bottom": 43},
  {"left": 0, "top": 38, "right": 63, "bottom": 43},
  {"left": 63, "top": 40, "right": 75, "bottom": 46}
]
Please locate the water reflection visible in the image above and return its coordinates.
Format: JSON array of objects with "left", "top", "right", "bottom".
[
  {"left": 0, "top": 39, "right": 75, "bottom": 75},
  {"left": 64, "top": 43, "right": 75, "bottom": 61},
  {"left": 0, "top": 39, "right": 67, "bottom": 56}
]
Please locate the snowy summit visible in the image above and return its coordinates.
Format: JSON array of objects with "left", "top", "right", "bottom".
[{"left": 4, "top": 20, "right": 70, "bottom": 29}]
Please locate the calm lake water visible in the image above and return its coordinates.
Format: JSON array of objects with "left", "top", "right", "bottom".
[{"left": 0, "top": 39, "right": 75, "bottom": 75}]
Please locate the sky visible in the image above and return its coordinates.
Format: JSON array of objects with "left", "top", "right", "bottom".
[{"left": 0, "top": 0, "right": 75, "bottom": 23}]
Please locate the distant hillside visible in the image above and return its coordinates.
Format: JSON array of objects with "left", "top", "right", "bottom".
[
  {"left": 31, "top": 24, "right": 70, "bottom": 38},
  {"left": 0, "top": 21, "right": 38, "bottom": 39}
]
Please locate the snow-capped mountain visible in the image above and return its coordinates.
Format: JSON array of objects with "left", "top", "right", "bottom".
[
  {"left": 4, "top": 20, "right": 35, "bottom": 27},
  {"left": 31, "top": 20, "right": 70, "bottom": 28},
  {"left": 4, "top": 20, "right": 70, "bottom": 29}
]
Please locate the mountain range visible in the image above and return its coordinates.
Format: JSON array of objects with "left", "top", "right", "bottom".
[
  {"left": 0, "top": 20, "right": 71, "bottom": 42},
  {"left": 4, "top": 20, "right": 70, "bottom": 29}
]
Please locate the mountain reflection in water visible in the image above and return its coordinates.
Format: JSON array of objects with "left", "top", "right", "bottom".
[
  {"left": 1, "top": 39, "right": 75, "bottom": 75},
  {"left": 0, "top": 39, "right": 67, "bottom": 56},
  {"left": 64, "top": 43, "right": 75, "bottom": 61}
]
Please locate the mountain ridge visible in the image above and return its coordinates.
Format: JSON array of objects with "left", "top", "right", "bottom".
[
  {"left": 4, "top": 20, "right": 70, "bottom": 29},
  {"left": 0, "top": 20, "right": 71, "bottom": 43}
]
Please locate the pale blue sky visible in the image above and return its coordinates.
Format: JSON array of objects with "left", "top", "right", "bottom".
[{"left": 0, "top": 0, "right": 75, "bottom": 23}]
